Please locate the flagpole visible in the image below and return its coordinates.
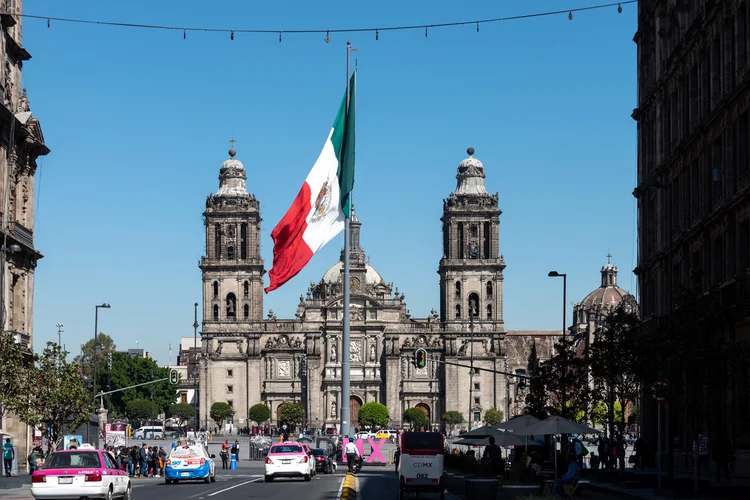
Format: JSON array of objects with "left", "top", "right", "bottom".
[{"left": 341, "top": 39, "right": 357, "bottom": 438}]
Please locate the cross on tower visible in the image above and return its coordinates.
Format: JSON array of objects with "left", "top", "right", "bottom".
[
  {"left": 229, "top": 138, "right": 236, "bottom": 149},
  {"left": 607, "top": 252, "right": 612, "bottom": 264}
]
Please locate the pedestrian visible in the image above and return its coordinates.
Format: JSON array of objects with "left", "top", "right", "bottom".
[
  {"left": 158, "top": 446, "right": 167, "bottom": 477},
  {"left": 220, "top": 441, "right": 229, "bottom": 469},
  {"left": 27, "top": 447, "right": 37, "bottom": 475},
  {"left": 3, "top": 438, "right": 14, "bottom": 477},
  {"left": 481, "top": 436, "right": 503, "bottom": 477},
  {"left": 138, "top": 443, "right": 149, "bottom": 477},
  {"left": 344, "top": 437, "right": 359, "bottom": 473},
  {"left": 393, "top": 446, "right": 401, "bottom": 477},
  {"left": 232, "top": 440, "right": 240, "bottom": 462}
]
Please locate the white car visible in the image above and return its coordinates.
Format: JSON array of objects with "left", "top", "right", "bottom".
[
  {"left": 355, "top": 431, "right": 375, "bottom": 440},
  {"left": 164, "top": 443, "right": 216, "bottom": 484},
  {"left": 264, "top": 442, "right": 313, "bottom": 482},
  {"left": 31, "top": 446, "right": 131, "bottom": 500}
]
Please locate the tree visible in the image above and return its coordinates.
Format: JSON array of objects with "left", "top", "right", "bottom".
[
  {"left": 210, "top": 402, "right": 235, "bottom": 429},
  {"left": 590, "top": 401, "right": 622, "bottom": 426},
  {"left": 0, "top": 331, "right": 28, "bottom": 422},
  {"left": 125, "top": 398, "right": 156, "bottom": 424},
  {"left": 169, "top": 403, "right": 195, "bottom": 428},
  {"left": 248, "top": 404, "right": 271, "bottom": 426},
  {"left": 73, "top": 333, "right": 116, "bottom": 383},
  {"left": 357, "top": 402, "right": 390, "bottom": 429},
  {"left": 278, "top": 402, "right": 304, "bottom": 427},
  {"left": 483, "top": 408, "right": 504, "bottom": 426},
  {"left": 441, "top": 411, "right": 465, "bottom": 436},
  {"left": 403, "top": 408, "right": 427, "bottom": 430},
  {"left": 12, "top": 343, "right": 93, "bottom": 448},
  {"left": 101, "top": 351, "right": 178, "bottom": 417}
]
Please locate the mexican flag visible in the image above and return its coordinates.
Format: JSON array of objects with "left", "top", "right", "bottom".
[{"left": 265, "top": 73, "right": 356, "bottom": 293}]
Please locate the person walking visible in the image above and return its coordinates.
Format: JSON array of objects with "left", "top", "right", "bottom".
[
  {"left": 481, "top": 436, "right": 503, "bottom": 477},
  {"left": 344, "top": 438, "right": 359, "bottom": 473},
  {"left": 3, "top": 438, "right": 14, "bottom": 477},
  {"left": 393, "top": 446, "right": 401, "bottom": 477}
]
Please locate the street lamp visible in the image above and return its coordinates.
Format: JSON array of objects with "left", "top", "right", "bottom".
[
  {"left": 193, "top": 302, "right": 199, "bottom": 429},
  {"left": 88, "top": 303, "right": 110, "bottom": 443},
  {"left": 548, "top": 271, "right": 567, "bottom": 456},
  {"left": 0, "top": 244, "right": 21, "bottom": 331}
]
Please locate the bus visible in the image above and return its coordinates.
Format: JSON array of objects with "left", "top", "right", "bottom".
[{"left": 398, "top": 432, "right": 445, "bottom": 500}]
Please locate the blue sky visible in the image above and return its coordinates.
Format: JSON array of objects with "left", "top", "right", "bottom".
[{"left": 24, "top": 0, "right": 638, "bottom": 365}]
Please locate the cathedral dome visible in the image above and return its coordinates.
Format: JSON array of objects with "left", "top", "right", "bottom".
[
  {"left": 321, "top": 261, "right": 384, "bottom": 286},
  {"left": 455, "top": 147, "right": 488, "bottom": 195},
  {"left": 579, "top": 261, "right": 629, "bottom": 310},
  {"left": 216, "top": 148, "right": 248, "bottom": 197}
]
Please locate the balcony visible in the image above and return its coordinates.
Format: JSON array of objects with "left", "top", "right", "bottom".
[{"left": 9, "top": 221, "right": 33, "bottom": 249}]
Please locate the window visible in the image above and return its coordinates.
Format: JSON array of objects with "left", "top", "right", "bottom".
[
  {"left": 214, "top": 224, "right": 221, "bottom": 258},
  {"left": 226, "top": 293, "right": 237, "bottom": 318},
  {"left": 213, "top": 281, "right": 219, "bottom": 297},
  {"left": 227, "top": 385, "right": 233, "bottom": 393},
  {"left": 474, "top": 397, "right": 480, "bottom": 405},
  {"left": 228, "top": 400, "right": 233, "bottom": 408},
  {"left": 486, "top": 281, "right": 493, "bottom": 297},
  {"left": 473, "top": 411, "right": 481, "bottom": 422},
  {"left": 455, "top": 304, "right": 461, "bottom": 319},
  {"left": 227, "top": 369, "right": 233, "bottom": 377},
  {"left": 243, "top": 281, "right": 249, "bottom": 297},
  {"left": 458, "top": 222, "right": 464, "bottom": 259},
  {"left": 486, "top": 304, "right": 493, "bottom": 320},
  {"left": 468, "top": 293, "right": 480, "bottom": 317},
  {"left": 455, "top": 281, "right": 461, "bottom": 298},
  {"left": 213, "top": 304, "right": 219, "bottom": 320},
  {"left": 180, "top": 393, "right": 187, "bottom": 404},
  {"left": 227, "top": 246, "right": 235, "bottom": 260},
  {"left": 473, "top": 383, "right": 480, "bottom": 391},
  {"left": 241, "top": 223, "right": 248, "bottom": 260},
  {"left": 243, "top": 304, "right": 249, "bottom": 319},
  {"left": 483, "top": 222, "right": 491, "bottom": 258}
]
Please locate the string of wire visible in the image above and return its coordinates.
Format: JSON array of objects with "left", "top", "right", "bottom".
[{"left": 11, "top": 1, "right": 635, "bottom": 37}]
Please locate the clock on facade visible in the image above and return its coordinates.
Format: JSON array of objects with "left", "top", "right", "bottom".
[{"left": 350, "top": 277, "right": 361, "bottom": 291}]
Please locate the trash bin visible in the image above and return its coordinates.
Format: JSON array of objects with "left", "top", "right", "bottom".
[{"left": 464, "top": 477, "right": 498, "bottom": 500}]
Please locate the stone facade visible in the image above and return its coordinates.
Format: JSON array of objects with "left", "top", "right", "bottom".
[
  {"left": 0, "top": 0, "right": 49, "bottom": 461},
  {"left": 197, "top": 147, "right": 560, "bottom": 432}
]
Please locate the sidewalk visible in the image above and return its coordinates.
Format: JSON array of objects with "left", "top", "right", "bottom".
[{"left": 0, "top": 476, "right": 30, "bottom": 500}]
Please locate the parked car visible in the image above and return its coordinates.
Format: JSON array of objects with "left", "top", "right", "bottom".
[
  {"left": 31, "top": 445, "right": 131, "bottom": 500},
  {"left": 311, "top": 448, "right": 334, "bottom": 474}
]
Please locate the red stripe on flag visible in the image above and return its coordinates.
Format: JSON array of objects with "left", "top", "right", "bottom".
[{"left": 264, "top": 183, "right": 315, "bottom": 293}]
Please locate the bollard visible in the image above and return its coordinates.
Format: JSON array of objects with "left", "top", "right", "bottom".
[{"left": 230, "top": 453, "right": 237, "bottom": 470}]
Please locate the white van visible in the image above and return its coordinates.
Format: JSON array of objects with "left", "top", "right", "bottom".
[{"left": 134, "top": 425, "right": 164, "bottom": 439}]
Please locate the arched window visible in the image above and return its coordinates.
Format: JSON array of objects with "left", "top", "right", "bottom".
[
  {"left": 486, "top": 281, "right": 493, "bottom": 297},
  {"left": 213, "top": 281, "right": 219, "bottom": 297},
  {"left": 455, "top": 304, "right": 461, "bottom": 319},
  {"left": 468, "top": 292, "right": 480, "bottom": 317},
  {"left": 213, "top": 304, "right": 219, "bottom": 320},
  {"left": 243, "top": 304, "right": 249, "bottom": 319},
  {"left": 227, "top": 246, "right": 235, "bottom": 260},
  {"left": 455, "top": 281, "right": 461, "bottom": 298},
  {"left": 486, "top": 304, "right": 493, "bottom": 320},
  {"left": 226, "top": 293, "right": 237, "bottom": 319},
  {"left": 243, "top": 281, "right": 249, "bottom": 297}
]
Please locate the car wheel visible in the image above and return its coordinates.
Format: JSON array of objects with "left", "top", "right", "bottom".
[
  {"left": 105, "top": 487, "right": 113, "bottom": 500},
  {"left": 165, "top": 478, "right": 172, "bottom": 484},
  {"left": 210, "top": 474, "right": 216, "bottom": 483},
  {"left": 123, "top": 483, "right": 132, "bottom": 500},
  {"left": 264, "top": 476, "right": 273, "bottom": 483},
  {"left": 304, "top": 473, "right": 311, "bottom": 482},
  {"left": 204, "top": 475, "right": 210, "bottom": 483}
]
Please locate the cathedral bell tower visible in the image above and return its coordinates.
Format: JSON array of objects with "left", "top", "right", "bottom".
[
  {"left": 200, "top": 146, "right": 265, "bottom": 324},
  {"left": 438, "top": 148, "right": 505, "bottom": 326}
]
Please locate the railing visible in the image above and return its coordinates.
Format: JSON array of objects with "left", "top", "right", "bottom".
[{"left": 9, "top": 221, "right": 33, "bottom": 248}]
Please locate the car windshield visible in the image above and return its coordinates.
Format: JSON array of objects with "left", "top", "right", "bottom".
[
  {"left": 270, "top": 445, "right": 302, "bottom": 454},
  {"left": 170, "top": 446, "right": 203, "bottom": 458},
  {"left": 44, "top": 452, "right": 101, "bottom": 469},
  {"left": 311, "top": 449, "right": 326, "bottom": 456}
]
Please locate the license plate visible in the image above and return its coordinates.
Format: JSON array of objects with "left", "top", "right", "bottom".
[
  {"left": 181, "top": 472, "right": 190, "bottom": 477},
  {"left": 58, "top": 477, "right": 73, "bottom": 484},
  {"left": 282, "top": 460, "right": 291, "bottom": 464}
]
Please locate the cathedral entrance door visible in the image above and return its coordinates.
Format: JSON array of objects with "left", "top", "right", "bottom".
[
  {"left": 415, "top": 403, "right": 431, "bottom": 431},
  {"left": 350, "top": 396, "right": 363, "bottom": 431}
]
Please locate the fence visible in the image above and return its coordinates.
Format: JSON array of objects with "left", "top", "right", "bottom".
[{"left": 248, "top": 442, "right": 270, "bottom": 461}]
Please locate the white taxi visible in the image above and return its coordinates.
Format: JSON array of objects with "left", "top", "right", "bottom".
[
  {"left": 31, "top": 445, "right": 131, "bottom": 500},
  {"left": 264, "top": 442, "right": 313, "bottom": 482},
  {"left": 164, "top": 443, "right": 216, "bottom": 484}
]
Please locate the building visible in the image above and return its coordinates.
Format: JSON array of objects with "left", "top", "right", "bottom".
[
  {"left": 194, "top": 145, "right": 567, "bottom": 433},
  {"left": 634, "top": 0, "right": 750, "bottom": 471},
  {"left": 0, "top": 0, "right": 49, "bottom": 461}
]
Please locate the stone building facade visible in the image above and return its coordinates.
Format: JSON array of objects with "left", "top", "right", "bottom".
[
  {"left": 197, "top": 147, "right": 561, "bottom": 432},
  {"left": 0, "top": 0, "right": 50, "bottom": 460},
  {"left": 634, "top": 0, "right": 750, "bottom": 467}
]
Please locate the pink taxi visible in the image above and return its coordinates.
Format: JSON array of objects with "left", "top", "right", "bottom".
[
  {"left": 31, "top": 446, "right": 131, "bottom": 500},
  {"left": 264, "top": 442, "right": 314, "bottom": 482}
]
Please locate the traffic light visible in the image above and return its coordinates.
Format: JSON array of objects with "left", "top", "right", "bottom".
[
  {"left": 169, "top": 369, "right": 180, "bottom": 385},
  {"left": 414, "top": 348, "right": 427, "bottom": 369}
]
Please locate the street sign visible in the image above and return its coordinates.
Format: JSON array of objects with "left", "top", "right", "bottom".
[{"left": 650, "top": 380, "right": 668, "bottom": 402}]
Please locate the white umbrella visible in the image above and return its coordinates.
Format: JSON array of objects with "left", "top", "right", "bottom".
[{"left": 493, "top": 415, "right": 541, "bottom": 431}]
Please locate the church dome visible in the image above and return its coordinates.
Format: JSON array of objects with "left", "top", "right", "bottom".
[
  {"left": 321, "top": 261, "right": 384, "bottom": 286},
  {"left": 579, "top": 261, "right": 629, "bottom": 310},
  {"left": 216, "top": 148, "right": 248, "bottom": 197},
  {"left": 455, "top": 147, "right": 488, "bottom": 195}
]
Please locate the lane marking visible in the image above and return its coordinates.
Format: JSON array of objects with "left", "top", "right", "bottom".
[
  {"left": 337, "top": 475, "right": 347, "bottom": 498},
  {"left": 355, "top": 475, "right": 362, "bottom": 500},
  {"left": 206, "top": 477, "right": 262, "bottom": 496}
]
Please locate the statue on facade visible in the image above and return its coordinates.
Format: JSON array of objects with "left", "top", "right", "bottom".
[
  {"left": 402, "top": 337, "right": 412, "bottom": 348},
  {"left": 17, "top": 88, "right": 29, "bottom": 112},
  {"left": 226, "top": 296, "right": 235, "bottom": 315},
  {"left": 330, "top": 402, "right": 337, "bottom": 418},
  {"left": 350, "top": 307, "right": 363, "bottom": 321},
  {"left": 369, "top": 344, "right": 376, "bottom": 362},
  {"left": 432, "top": 337, "right": 441, "bottom": 347},
  {"left": 330, "top": 344, "right": 337, "bottom": 362},
  {"left": 293, "top": 338, "right": 302, "bottom": 348}
]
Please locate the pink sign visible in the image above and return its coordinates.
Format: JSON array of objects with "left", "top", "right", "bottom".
[{"left": 341, "top": 438, "right": 387, "bottom": 463}]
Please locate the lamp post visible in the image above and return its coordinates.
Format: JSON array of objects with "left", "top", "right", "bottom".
[
  {"left": 548, "top": 270, "right": 567, "bottom": 458},
  {"left": 88, "top": 303, "right": 110, "bottom": 443},
  {"left": 468, "top": 298, "right": 476, "bottom": 431},
  {"left": 0, "top": 244, "right": 21, "bottom": 331},
  {"left": 193, "top": 302, "right": 199, "bottom": 429}
]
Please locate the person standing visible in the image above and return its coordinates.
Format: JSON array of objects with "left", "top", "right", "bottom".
[
  {"left": 3, "top": 438, "right": 14, "bottom": 477},
  {"left": 231, "top": 440, "right": 240, "bottom": 462},
  {"left": 158, "top": 446, "right": 167, "bottom": 477},
  {"left": 481, "top": 436, "right": 503, "bottom": 477},
  {"left": 344, "top": 438, "right": 359, "bottom": 473},
  {"left": 393, "top": 446, "right": 401, "bottom": 477}
]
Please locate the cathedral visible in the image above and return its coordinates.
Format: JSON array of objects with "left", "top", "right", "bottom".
[{"left": 196, "top": 146, "right": 633, "bottom": 433}]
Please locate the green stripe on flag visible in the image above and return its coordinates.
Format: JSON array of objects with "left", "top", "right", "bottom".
[{"left": 338, "top": 72, "right": 356, "bottom": 218}]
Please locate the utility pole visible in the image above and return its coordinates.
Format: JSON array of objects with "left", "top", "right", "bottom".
[
  {"left": 468, "top": 299, "right": 476, "bottom": 431},
  {"left": 56, "top": 323, "right": 63, "bottom": 347}
]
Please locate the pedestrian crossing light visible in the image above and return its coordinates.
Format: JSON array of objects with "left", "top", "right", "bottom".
[
  {"left": 169, "top": 369, "right": 180, "bottom": 385},
  {"left": 414, "top": 348, "right": 427, "bottom": 369}
]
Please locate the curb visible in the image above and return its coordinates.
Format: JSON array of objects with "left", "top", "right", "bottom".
[{"left": 341, "top": 472, "right": 357, "bottom": 499}]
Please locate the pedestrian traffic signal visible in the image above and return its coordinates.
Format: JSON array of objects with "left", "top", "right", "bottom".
[
  {"left": 414, "top": 348, "right": 427, "bottom": 369},
  {"left": 169, "top": 369, "right": 180, "bottom": 385}
]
